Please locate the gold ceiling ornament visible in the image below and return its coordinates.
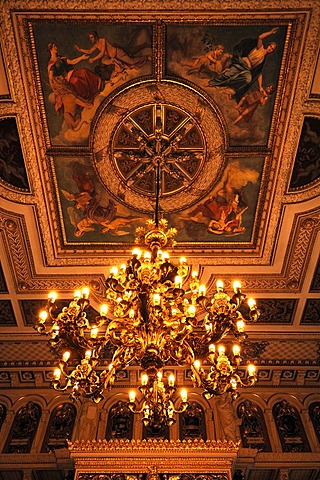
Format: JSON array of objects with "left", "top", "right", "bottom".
[{"left": 35, "top": 216, "right": 259, "bottom": 428}]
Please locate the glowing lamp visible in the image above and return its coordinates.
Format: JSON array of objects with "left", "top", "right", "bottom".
[
  {"left": 48, "top": 291, "right": 57, "bottom": 303},
  {"left": 62, "top": 351, "right": 70, "bottom": 362},
  {"left": 180, "top": 389, "right": 188, "bottom": 402}
]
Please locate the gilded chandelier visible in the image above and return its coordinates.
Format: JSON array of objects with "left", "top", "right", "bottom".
[{"left": 36, "top": 217, "right": 259, "bottom": 428}]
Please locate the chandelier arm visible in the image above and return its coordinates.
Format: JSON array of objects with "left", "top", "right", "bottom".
[{"left": 171, "top": 401, "right": 189, "bottom": 414}]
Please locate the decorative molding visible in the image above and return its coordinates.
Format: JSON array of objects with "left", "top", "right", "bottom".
[
  {"left": 69, "top": 438, "right": 239, "bottom": 453},
  {"left": 69, "top": 439, "right": 238, "bottom": 477},
  {"left": 1, "top": 206, "right": 320, "bottom": 296}
]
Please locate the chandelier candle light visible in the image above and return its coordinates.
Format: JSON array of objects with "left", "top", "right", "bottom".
[{"left": 36, "top": 218, "right": 259, "bottom": 428}]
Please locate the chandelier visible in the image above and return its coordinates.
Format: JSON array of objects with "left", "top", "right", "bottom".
[
  {"left": 36, "top": 218, "right": 259, "bottom": 428},
  {"left": 36, "top": 122, "right": 259, "bottom": 427}
]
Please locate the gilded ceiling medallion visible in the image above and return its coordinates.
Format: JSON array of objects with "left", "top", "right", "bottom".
[
  {"left": 93, "top": 81, "right": 224, "bottom": 214},
  {"left": 112, "top": 103, "right": 205, "bottom": 197}
]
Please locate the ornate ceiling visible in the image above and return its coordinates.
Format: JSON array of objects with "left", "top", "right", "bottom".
[{"left": 0, "top": 0, "right": 319, "bottom": 437}]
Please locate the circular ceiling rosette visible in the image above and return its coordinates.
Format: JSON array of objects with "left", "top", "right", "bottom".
[{"left": 93, "top": 81, "right": 225, "bottom": 214}]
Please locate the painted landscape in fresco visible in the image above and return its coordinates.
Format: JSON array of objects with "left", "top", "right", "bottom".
[
  {"left": 32, "top": 23, "right": 153, "bottom": 146},
  {"left": 165, "top": 24, "right": 288, "bottom": 147}
]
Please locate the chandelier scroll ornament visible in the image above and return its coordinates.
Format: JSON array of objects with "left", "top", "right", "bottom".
[{"left": 36, "top": 217, "right": 259, "bottom": 427}]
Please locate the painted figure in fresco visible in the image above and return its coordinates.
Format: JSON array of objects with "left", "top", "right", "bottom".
[
  {"left": 187, "top": 44, "right": 232, "bottom": 78},
  {"left": 290, "top": 119, "right": 320, "bottom": 188},
  {"left": 61, "top": 161, "right": 136, "bottom": 237},
  {"left": 108, "top": 402, "right": 132, "bottom": 439},
  {"left": 47, "top": 43, "right": 104, "bottom": 129},
  {"left": 74, "top": 31, "right": 151, "bottom": 82},
  {"left": 186, "top": 160, "right": 259, "bottom": 236},
  {"left": 207, "top": 192, "right": 248, "bottom": 234},
  {"left": 0, "top": 119, "right": 28, "bottom": 189},
  {"left": 208, "top": 27, "right": 278, "bottom": 102},
  {"left": 233, "top": 84, "right": 274, "bottom": 125},
  {"left": 190, "top": 188, "right": 248, "bottom": 235},
  {"left": 275, "top": 401, "right": 301, "bottom": 437},
  {"left": 62, "top": 187, "right": 117, "bottom": 236}
]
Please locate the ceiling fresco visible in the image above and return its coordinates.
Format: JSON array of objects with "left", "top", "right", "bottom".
[{"left": 7, "top": 12, "right": 308, "bottom": 251}]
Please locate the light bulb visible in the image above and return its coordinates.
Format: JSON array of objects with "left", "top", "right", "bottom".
[
  {"left": 90, "top": 326, "right": 98, "bottom": 338},
  {"left": 162, "top": 251, "right": 169, "bottom": 261},
  {"left": 62, "top": 351, "right": 70, "bottom": 362},
  {"left": 233, "top": 280, "right": 241, "bottom": 293},
  {"left": 129, "top": 390, "right": 136, "bottom": 403},
  {"left": 132, "top": 248, "right": 141, "bottom": 258},
  {"left": 180, "top": 257, "right": 187, "bottom": 264},
  {"left": 218, "top": 345, "right": 225, "bottom": 355},
  {"left": 187, "top": 305, "right": 196, "bottom": 317},
  {"left": 100, "top": 304, "right": 108, "bottom": 316},
  {"left": 180, "top": 389, "right": 188, "bottom": 402},
  {"left": 141, "top": 374, "right": 148, "bottom": 386},
  {"left": 237, "top": 319, "right": 245, "bottom": 332},
  {"left": 53, "top": 368, "right": 61, "bottom": 380},
  {"left": 233, "top": 344, "right": 241, "bottom": 356},
  {"left": 168, "top": 374, "right": 175, "bottom": 387},
  {"left": 175, "top": 275, "right": 182, "bottom": 288},
  {"left": 248, "top": 298, "right": 256, "bottom": 309},
  {"left": 81, "top": 287, "right": 90, "bottom": 299},
  {"left": 39, "top": 310, "right": 48, "bottom": 323},
  {"left": 153, "top": 294, "right": 161, "bottom": 306},
  {"left": 247, "top": 364, "right": 256, "bottom": 376},
  {"left": 198, "top": 285, "right": 206, "bottom": 296},
  {"left": 48, "top": 291, "right": 57, "bottom": 302},
  {"left": 74, "top": 290, "right": 81, "bottom": 300},
  {"left": 216, "top": 280, "right": 224, "bottom": 292},
  {"left": 110, "top": 266, "right": 118, "bottom": 276},
  {"left": 209, "top": 344, "right": 215, "bottom": 353}
]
